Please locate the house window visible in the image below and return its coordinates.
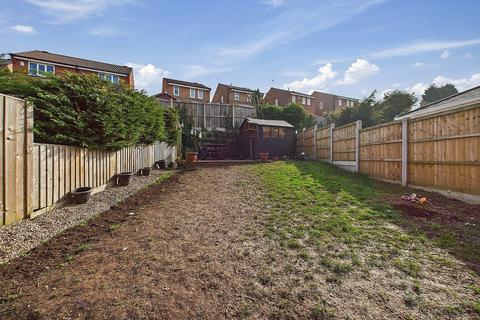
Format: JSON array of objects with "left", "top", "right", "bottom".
[
  {"left": 306, "top": 98, "right": 311, "bottom": 106},
  {"left": 234, "top": 91, "right": 240, "bottom": 101},
  {"left": 173, "top": 86, "right": 180, "bottom": 96},
  {"left": 28, "top": 62, "right": 54, "bottom": 76},
  {"left": 98, "top": 73, "right": 120, "bottom": 84},
  {"left": 319, "top": 101, "right": 324, "bottom": 109},
  {"left": 198, "top": 90, "right": 204, "bottom": 99},
  {"left": 190, "top": 88, "right": 196, "bottom": 99},
  {"left": 302, "top": 97, "right": 306, "bottom": 105},
  {"left": 292, "top": 95, "right": 296, "bottom": 103}
]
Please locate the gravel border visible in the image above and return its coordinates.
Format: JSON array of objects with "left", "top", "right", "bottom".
[{"left": 0, "top": 170, "right": 171, "bottom": 264}]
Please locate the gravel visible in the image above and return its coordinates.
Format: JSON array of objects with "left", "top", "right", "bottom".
[{"left": 0, "top": 170, "right": 171, "bottom": 264}]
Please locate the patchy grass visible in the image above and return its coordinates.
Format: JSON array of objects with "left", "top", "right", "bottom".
[{"left": 251, "top": 161, "right": 479, "bottom": 318}]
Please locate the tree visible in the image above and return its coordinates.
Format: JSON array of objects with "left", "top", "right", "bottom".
[
  {"left": 420, "top": 83, "right": 458, "bottom": 106},
  {"left": 332, "top": 92, "right": 378, "bottom": 127},
  {"left": 257, "top": 103, "right": 315, "bottom": 129},
  {"left": 376, "top": 90, "right": 418, "bottom": 122},
  {"left": 250, "top": 89, "right": 263, "bottom": 106}
]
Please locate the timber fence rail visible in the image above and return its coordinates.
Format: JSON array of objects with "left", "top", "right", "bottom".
[
  {"left": 0, "top": 94, "right": 176, "bottom": 226},
  {"left": 296, "top": 103, "right": 480, "bottom": 203}
]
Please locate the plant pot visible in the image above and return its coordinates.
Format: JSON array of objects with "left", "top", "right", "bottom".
[
  {"left": 259, "top": 152, "right": 269, "bottom": 161},
  {"left": 141, "top": 167, "right": 151, "bottom": 176},
  {"left": 186, "top": 152, "right": 198, "bottom": 162},
  {"left": 71, "top": 187, "right": 92, "bottom": 204},
  {"left": 156, "top": 160, "right": 166, "bottom": 170},
  {"left": 117, "top": 172, "right": 134, "bottom": 186}
]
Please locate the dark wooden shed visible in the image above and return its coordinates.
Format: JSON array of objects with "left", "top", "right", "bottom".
[{"left": 239, "top": 118, "right": 295, "bottom": 160}]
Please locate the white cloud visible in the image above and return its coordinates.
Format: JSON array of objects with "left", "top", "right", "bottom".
[
  {"left": 182, "top": 64, "right": 233, "bottom": 80},
  {"left": 283, "top": 63, "right": 337, "bottom": 92},
  {"left": 440, "top": 50, "right": 450, "bottom": 59},
  {"left": 464, "top": 52, "right": 473, "bottom": 59},
  {"left": 11, "top": 24, "right": 36, "bottom": 34},
  {"left": 125, "top": 63, "right": 169, "bottom": 94},
  {"left": 215, "top": 0, "right": 386, "bottom": 62},
  {"left": 25, "top": 0, "right": 133, "bottom": 23},
  {"left": 338, "top": 59, "right": 379, "bottom": 85},
  {"left": 262, "top": 0, "right": 285, "bottom": 7},
  {"left": 412, "top": 62, "right": 424, "bottom": 67},
  {"left": 371, "top": 38, "right": 480, "bottom": 59},
  {"left": 405, "top": 73, "right": 480, "bottom": 99}
]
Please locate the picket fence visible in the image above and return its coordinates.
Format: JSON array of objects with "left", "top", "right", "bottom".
[
  {"left": 0, "top": 94, "right": 176, "bottom": 226},
  {"left": 297, "top": 103, "right": 480, "bottom": 204}
]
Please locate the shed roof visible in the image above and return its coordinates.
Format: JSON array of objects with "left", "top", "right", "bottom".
[
  {"left": 243, "top": 118, "right": 294, "bottom": 128},
  {"left": 395, "top": 85, "right": 480, "bottom": 120},
  {"left": 10, "top": 50, "right": 132, "bottom": 75}
]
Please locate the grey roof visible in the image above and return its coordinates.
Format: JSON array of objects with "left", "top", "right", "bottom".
[
  {"left": 164, "top": 77, "right": 211, "bottom": 90},
  {"left": 244, "top": 118, "right": 294, "bottom": 128},
  {"left": 10, "top": 50, "right": 132, "bottom": 75},
  {"left": 398, "top": 85, "right": 480, "bottom": 118}
]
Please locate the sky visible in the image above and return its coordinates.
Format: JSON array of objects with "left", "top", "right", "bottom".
[{"left": 1, "top": 0, "right": 480, "bottom": 100}]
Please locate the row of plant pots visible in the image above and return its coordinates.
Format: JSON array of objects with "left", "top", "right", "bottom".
[{"left": 70, "top": 160, "right": 168, "bottom": 205}]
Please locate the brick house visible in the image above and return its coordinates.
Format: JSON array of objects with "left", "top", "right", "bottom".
[
  {"left": 161, "top": 78, "right": 210, "bottom": 103},
  {"left": 311, "top": 91, "right": 359, "bottom": 116},
  {"left": 9, "top": 50, "right": 134, "bottom": 87},
  {"left": 211, "top": 83, "right": 261, "bottom": 105},
  {"left": 263, "top": 87, "right": 315, "bottom": 108}
]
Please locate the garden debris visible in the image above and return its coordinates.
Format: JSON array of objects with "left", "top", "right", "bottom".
[{"left": 401, "top": 193, "right": 431, "bottom": 205}]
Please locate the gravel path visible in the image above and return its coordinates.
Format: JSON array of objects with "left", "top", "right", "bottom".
[{"left": 0, "top": 170, "right": 170, "bottom": 264}]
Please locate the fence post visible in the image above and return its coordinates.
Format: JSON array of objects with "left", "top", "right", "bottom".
[
  {"left": 313, "top": 125, "right": 318, "bottom": 160},
  {"left": 203, "top": 103, "right": 207, "bottom": 129},
  {"left": 170, "top": 98, "right": 173, "bottom": 108},
  {"left": 401, "top": 118, "right": 408, "bottom": 186},
  {"left": 355, "top": 120, "right": 362, "bottom": 173},
  {"left": 302, "top": 128, "right": 306, "bottom": 154},
  {"left": 24, "top": 101, "right": 33, "bottom": 218},
  {"left": 329, "top": 123, "right": 335, "bottom": 164}
]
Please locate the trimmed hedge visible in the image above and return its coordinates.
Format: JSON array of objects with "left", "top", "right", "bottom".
[{"left": 0, "top": 70, "right": 179, "bottom": 150}]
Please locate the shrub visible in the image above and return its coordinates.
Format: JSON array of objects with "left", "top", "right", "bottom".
[{"left": 0, "top": 70, "right": 178, "bottom": 150}]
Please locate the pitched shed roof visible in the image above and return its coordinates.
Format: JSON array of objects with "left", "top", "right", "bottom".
[
  {"left": 244, "top": 118, "right": 294, "bottom": 128},
  {"left": 10, "top": 50, "right": 132, "bottom": 75},
  {"left": 164, "top": 77, "right": 211, "bottom": 90},
  {"left": 395, "top": 85, "right": 480, "bottom": 120}
]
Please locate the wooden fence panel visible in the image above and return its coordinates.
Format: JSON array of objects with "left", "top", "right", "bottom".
[
  {"left": 332, "top": 123, "right": 357, "bottom": 161},
  {"left": 359, "top": 121, "right": 402, "bottom": 183},
  {"left": 315, "top": 126, "right": 331, "bottom": 160},
  {"left": 304, "top": 128, "right": 315, "bottom": 157},
  {"left": 408, "top": 105, "right": 480, "bottom": 196}
]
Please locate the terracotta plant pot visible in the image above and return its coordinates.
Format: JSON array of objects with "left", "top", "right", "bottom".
[
  {"left": 259, "top": 152, "right": 269, "bottom": 161},
  {"left": 71, "top": 187, "right": 92, "bottom": 204},
  {"left": 117, "top": 172, "right": 134, "bottom": 186},
  {"left": 186, "top": 152, "right": 198, "bottom": 162},
  {"left": 140, "top": 167, "right": 151, "bottom": 176}
]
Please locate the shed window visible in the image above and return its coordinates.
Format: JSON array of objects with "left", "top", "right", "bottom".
[
  {"left": 263, "top": 126, "right": 271, "bottom": 138},
  {"left": 278, "top": 127, "right": 286, "bottom": 139},
  {"left": 263, "top": 126, "right": 286, "bottom": 139}
]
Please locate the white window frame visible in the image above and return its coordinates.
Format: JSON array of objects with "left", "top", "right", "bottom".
[
  {"left": 302, "top": 97, "right": 306, "bottom": 105},
  {"left": 190, "top": 88, "right": 196, "bottom": 99},
  {"left": 98, "top": 73, "right": 120, "bottom": 84},
  {"left": 338, "top": 99, "right": 342, "bottom": 106},
  {"left": 319, "top": 101, "right": 324, "bottom": 109},
  {"left": 292, "top": 95, "right": 296, "bottom": 103},
  {"left": 234, "top": 91, "right": 240, "bottom": 101},
  {"left": 306, "top": 98, "right": 311, "bottom": 106},
  {"left": 197, "top": 89, "right": 204, "bottom": 99},
  {"left": 173, "top": 85, "right": 180, "bottom": 96},
  {"left": 28, "top": 61, "right": 55, "bottom": 76}
]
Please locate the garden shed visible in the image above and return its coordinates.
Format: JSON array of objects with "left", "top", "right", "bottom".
[{"left": 239, "top": 118, "right": 295, "bottom": 160}]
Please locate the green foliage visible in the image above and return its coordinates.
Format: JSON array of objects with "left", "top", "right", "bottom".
[
  {"left": 421, "top": 83, "right": 458, "bottom": 106},
  {"left": 0, "top": 71, "right": 178, "bottom": 150},
  {"left": 257, "top": 103, "right": 315, "bottom": 129},
  {"left": 251, "top": 89, "right": 263, "bottom": 106},
  {"left": 332, "top": 90, "right": 418, "bottom": 128},
  {"left": 163, "top": 107, "right": 180, "bottom": 145}
]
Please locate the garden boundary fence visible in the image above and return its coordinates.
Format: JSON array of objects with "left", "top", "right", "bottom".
[
  {"left": 296, "top": 103, "right": 480, "bottom": 204},
  {"left": 0, "top": 94, "right": 176, "bottom": 226}
]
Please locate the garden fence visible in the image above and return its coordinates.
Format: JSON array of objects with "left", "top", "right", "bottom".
[
  {"left": 296, "top": 103, "right": 480, "bottom": 204},
  {"left": 0, "top": 94, "right": 176, "bottom": 226},
  {"left": 156, "top": 99, "right": 257, "bottom": 130}
]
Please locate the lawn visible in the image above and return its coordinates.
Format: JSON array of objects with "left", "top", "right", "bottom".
[{"left": 251, "top": 161, "right": 480, "bottom": 318}]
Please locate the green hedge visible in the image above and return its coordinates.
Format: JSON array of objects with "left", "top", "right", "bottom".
[{"left": 0, "top": 70, "right": 179, "bottom": 150}]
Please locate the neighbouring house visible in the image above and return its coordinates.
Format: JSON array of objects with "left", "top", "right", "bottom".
[
  {"left": 239, "top": 118, "right": 295, "bottom": 160},
  {"left": 0, "top": 58, "right": 12, "bottom": 71},
  {"left": 263, "top": 87, "right": 315, "bottom": 109},
  {"left": 395, "top": 85, "right": 480, "bottom": 120},
  {"left": 9, "top": 50, "right": 134, "bottom": 87},
  {"left": 310, "top": 91, "right": 359, "bottom": 116},
  {"left": 152, "top": 91, "right": 176, "bottom": 104},
  {"left": 161, "top": 78, "right": 210, "bottom": 103},
  {"left": 211, "top": 83, "right": 261, "bottom": 105}
]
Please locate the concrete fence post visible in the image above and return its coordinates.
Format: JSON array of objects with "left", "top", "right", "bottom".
[
  {"left": 355, "top": 120, "right": 362, "bottom": 173},
  {"left": 329, "top": 123, "right": 335, "bottom": 164},
  {"left": 313, "top": 124, "right": 318, "bottom": 160},
  {"left": 401, "top": 118, "right": 408, "bottom": 186},
  {"left": 203, "top": 103, "right": 207, "bottom": 129}
]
